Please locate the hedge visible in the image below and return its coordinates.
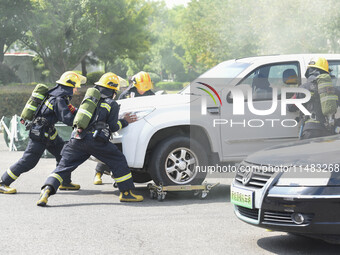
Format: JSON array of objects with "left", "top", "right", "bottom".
[
  {"left": 0, "top": 84, "right": 87, "bottom": 117},
  {"left": 155, "top": 81, "right": 184, "bottom": 91}
]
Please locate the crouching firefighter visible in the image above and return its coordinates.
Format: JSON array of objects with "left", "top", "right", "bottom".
[
  {"left": 0, "top": 71, "right": 86, "bottom": 194},
  {"left": 93, "top": 71, "right": 154, "bottom": 185},
  {"left": 37, "top": 72, "right": 143, "bottom": 206},
  {"left": 118, "top": 71, "right": 155, "bottom": 99},
  {"left": 289, "top": 57, "right": 339, "bottom": 140}
]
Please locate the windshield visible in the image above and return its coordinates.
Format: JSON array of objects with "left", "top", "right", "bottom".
[
  {"left": 199, "top": 60, "right": 251, "bottom": 78},
  {"left": 180, "top": 60, "right": 251, "bottom": 94}
]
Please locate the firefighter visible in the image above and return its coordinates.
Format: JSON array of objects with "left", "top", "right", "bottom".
[
  {"left": 93, "top": 71, "right": 155, "bottom": 185},
  {"left": 0, "top": 71, "right": 86, "bottom": 194},
  {"left": 290, "top": 57, "right": 339, "bottom": 139},
  {"left": 37, "top": 72, "right": 143, "bottom": 206},
  {"left": 118, "top": 71, "right": 155, "bottom": 99}
]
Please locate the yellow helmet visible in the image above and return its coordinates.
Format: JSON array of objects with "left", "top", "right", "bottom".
[
  {"left": 95, "top": 72, "right": 120, "bottom": 90},
  {"left": 307, "top": 57, "right": 329, "bottom": 73},
  {"left": 132, "top": 71, "right": 153, "bottom": 91},
  {"left": 56, "top": 71, "right": 87, "bottom": 88}
]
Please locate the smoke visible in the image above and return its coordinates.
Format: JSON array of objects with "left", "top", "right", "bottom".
[{"left": 215, "top": 0, "right": 340, "bottom": 58}]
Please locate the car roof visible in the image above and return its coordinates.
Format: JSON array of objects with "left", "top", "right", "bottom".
[{"left": 234, "top": 54, "right": 340, "bottom": 65}]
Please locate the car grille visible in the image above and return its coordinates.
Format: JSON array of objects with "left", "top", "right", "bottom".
[
  {"left": 235, "top": 163, "right": 275, "bottom": 188},
  {"left": 263, "top": 211, "right": 313, "bottom": 225},
  {"left": 236, "top": 206, "right": 259, "bottom": 220}
]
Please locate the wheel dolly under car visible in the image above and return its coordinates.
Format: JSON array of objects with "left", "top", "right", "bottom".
[
  {"left": 147, "top": 182, "right": 220, "bottom": 201},
  {"left": 103, "top": 169, "right": 219, "bottom": 201}
]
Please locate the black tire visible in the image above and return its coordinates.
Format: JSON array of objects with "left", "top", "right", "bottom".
[
  {"left": 131, "top": 170, "right": 152, "bottom": 183},
  {"left": 149, "top": 135, "right": 208, "bottom": 186}
]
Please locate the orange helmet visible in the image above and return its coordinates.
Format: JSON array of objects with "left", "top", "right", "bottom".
[{"left": 132, "top": 71, "right": 153, "bottom": 91}]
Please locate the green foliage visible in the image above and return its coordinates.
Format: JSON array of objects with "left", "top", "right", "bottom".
[
  {"left": 0, "top": 0, "right": 31, "bottom": 63},
  {"left": 155, "top": 81, "right": 183, "bottom": 91},
  {"left": 86, "top": 71, "right": 104, "bottom": 86},
  {"left": 32, "top": 55, "right": 50, "bottom": 82},
  {"left": 107, "top": 58, "right": 129, "bottom": 78},
  {"left": 91, "top": 0, "right": 153, "bottom": 72},
  {"left": 2, "top": 0, "right": 340, "bottom": 86},
  {"left": 148, "top": 72, "right": 161, "bottom": 84},
  {"left": 171, "top": 0, "right": 340, "bottom": 74},
  {"left": 0, "top": 63, "right": 21, "bottom": 84},
  {"left": 21, "top": 0, "right": 98, "bottom": 81}
]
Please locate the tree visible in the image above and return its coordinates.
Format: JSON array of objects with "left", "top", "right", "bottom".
[
  {"left": 92, "top": 0, "right": 153, "bottom": 72},
  {"left": 0, "top": 0, "right": 31, "bottom": 63},
  {"left": 21, "top": 0, "right": 98, "bottom": 81}
]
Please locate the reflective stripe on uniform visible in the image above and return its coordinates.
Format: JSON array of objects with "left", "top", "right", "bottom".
[
  {"left": 50, "top": 129, "right": 58, "bottom": 140},
  {"left": 305, "top": 119, "right": 321, "bottom": 124},
  {"left": 117, "top": 121, "right": 122, "bottom": 130},
  {"left": 79, "top": 108, "right": 92, "bottom": 119},
  {"left": 114, "top": 173, "right": 132, "bottom": 183},
  {"left": 44, "top": 100, "right": 53, "bottom": 110},
  {"left": 100, "top": 103, "right": 111, "bottom": 112},
  {"left": 7, "top": 169, "right": 18, "bottom": 180},
  {"left": 25, "top": 104, "right": 37, "bottom": 111},
  {"left": 32, "top": 92, "right": 45, "bottom": 100},
  {"left": 320, "top": 95, "right": 338, "bottom": 103},
  {"left": 49, "top": 173, "right": 63, "bottom": 184},
  {"left": 318, "top": 82, "right": 333, "bottom": 89}
]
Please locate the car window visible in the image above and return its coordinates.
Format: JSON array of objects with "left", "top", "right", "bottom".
[
  {"left": 236, "top": 62, "right": 300, "bottom": 101},
  {"left": 329, "top": 61, "right": 340, "bottom": 87}
]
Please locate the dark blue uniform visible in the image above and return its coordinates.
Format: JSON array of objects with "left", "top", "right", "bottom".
[
  {"left": 42, "top": 90, "right": 135, "bottom": 194},
  {"left": 1, "top": 85, "right": 77, "bottom": 186},
  {"left": 94, "top": 117, "right": 128, "bottom": 175}
]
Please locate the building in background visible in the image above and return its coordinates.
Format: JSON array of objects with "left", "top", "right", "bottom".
[{"left": 4, "top": 53, "right": 37, "bottom": 83}]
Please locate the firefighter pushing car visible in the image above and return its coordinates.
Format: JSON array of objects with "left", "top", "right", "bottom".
[
  {"left": 0, "top": 71, "right": 86, "bottom": 194},
  {"left": 37, "top": 72, "right": 144, "bottom": 206}
]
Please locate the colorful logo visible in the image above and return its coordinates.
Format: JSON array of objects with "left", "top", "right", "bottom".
[{"left": 196, "top": 82, "right": 222, "bottom": 106}]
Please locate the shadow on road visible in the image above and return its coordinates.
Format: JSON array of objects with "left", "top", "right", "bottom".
[
  {"left": 257, "top": 234, "right": 340, "bottom": 254},
  {"left": 50, "top": 202, "right": 121, "bottom": 208},
  {"left": 38, "top": 183, "right": 231, "bottom": 208}
]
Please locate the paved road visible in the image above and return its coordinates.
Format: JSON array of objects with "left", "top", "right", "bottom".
[{"left": 0, "top": 134, "right": 339, "bottom": 255}]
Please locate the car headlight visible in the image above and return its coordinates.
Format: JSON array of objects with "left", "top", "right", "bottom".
[{"left": 119, "top": 108, "right": 155, "bottom": 121}]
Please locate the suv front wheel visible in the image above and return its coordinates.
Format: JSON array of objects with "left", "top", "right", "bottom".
[{"left": 149, "top": 136, "right": 208, "bottom": 185}]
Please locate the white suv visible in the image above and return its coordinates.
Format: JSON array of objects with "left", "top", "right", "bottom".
[{"left": 114, "top": 54, "right": 340, "bottom": 185}]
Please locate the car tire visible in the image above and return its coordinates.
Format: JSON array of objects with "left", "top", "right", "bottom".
[
  {"left": 149, "top": 135, "right": 208, "bottom": 186},
  {"left": 131, "top": 170, "right": 152, "bottom": 183}
]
